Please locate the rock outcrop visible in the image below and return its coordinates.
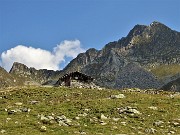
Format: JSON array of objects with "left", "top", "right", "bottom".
[
  {"left": 74, "top": 21, "right": 179, "bottom": 89},
  {"left": 114, "top": 63, "right": 161, "bottom": 89},
  {"left": 79, "top": 21, "right": 180, "bottom": 71},
  {"left": 63, "top": 48, "right": 99, "bottom": 74},
  {"left": 9, "top": 62, "right": 63, "bottom": 85}
]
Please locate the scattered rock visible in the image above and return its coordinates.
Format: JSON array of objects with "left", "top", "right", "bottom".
[
  {"left": 127, "top": 108, "right": 141, "bottom": 114},
  {"left": 62, "top": 80, "right": 103, "bottom": 90},
  {"left": 118, "top": 106, "right": 141, "bottom": 115},
  {"left": 6, "top": 117, "right": 11, "bottom": 122},
  {"left": 58, "top": 120, "right": 68, "bottom": 126},
  {"left": 100, "top": 121, "right": 107, "bottom": 125},
  {"left": 66, "top": 99, "right": 70, "bottom": 101},
  {"left": 78, "top": 113, "right": 88, "bottom": 117},
  {"left": 145, "top": 128, "right": 157, "bottom": 134},
  {"left": 110, "top": 94, "right": 125, "bottom": 99},
  {"left": 0, "top": 129, "right": 6, "bottom": 134},
  {"left": 8, "top": 109, "right": 21, "bottom": 114},
  {"left": 153, "top": 120, "right": 164, "bottom": 126},
  {"left": 112, "top": 126, "right": 118, "bottom": 129},
  {"left": 116, "top": 134, "right": 127, "bottom": 135},
  {"left": 7, "top": 107, "right": 30, "bottom": 114},
  {"left": 80, "top": 131, "right": 87, "bottom": 134},
  {"left": 75, "top": 116, "right": 80, "bottom": 120},
  {"left": 112, "top": 117, "right": 120, "bottom": 122},
  {"left": 14, "top": 102, "right": 23, "bottom": 106},
  {"left": 40, "top": 126, "right": 47, "bottom": 132},
  {"left": 40, "top": 115, "right": 51, "bottom": 124},
  {"left": 100, "top": 113, "right": 108, "bottom": 120},
  {"left": 84, "top": 108, "right": 90, "bottom": 111},
  {"left": 121, "top": 122, "right": 126, "bottom": 126},
  {"left": 46, "top": 116, "right": 54, "bottom": 120},
  {"left": 21, "top": 108, "right": 31, "bottom": 112},
  {"left": 171, "top": 122, "right": 180, "bottom": 127},
  {"left": 148, "top": 106, "right": 158, "bottom": 110},
  {"left": 169, "top": 131, "right": 175, "bottom": 134},
  {"left": 74, "top": 131, "right": 87, "bottom": 134},
  {"left": 137, "top": 131, "right": 144, "bottom": 134},
  {"left": 29, "top": 100, "right": 39, "bottom": 104},
  {"left": 15, "top": 121, "right": 19, "bottom": 124},
  {"left": 55, "top": 115, "right": 72, "bottom": 126},
  {"left": 170, "top": 119, "right": 180, "bottom": 127},
  {"left": 39, "top": 114, "right": 72, "bottom": 126}
]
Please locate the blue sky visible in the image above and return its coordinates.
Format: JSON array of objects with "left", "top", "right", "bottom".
[{"left": 0, "top": 0, "right": 180, "bottom": 71}]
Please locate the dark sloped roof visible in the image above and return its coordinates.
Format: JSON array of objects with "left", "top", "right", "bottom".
[{"left": 59, "top": 71, "right": 93, "bottom": 82}]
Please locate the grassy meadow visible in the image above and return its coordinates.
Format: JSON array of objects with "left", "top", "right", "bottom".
[{"left": 0, "top": 86, "right": 179, "bottom": 135}]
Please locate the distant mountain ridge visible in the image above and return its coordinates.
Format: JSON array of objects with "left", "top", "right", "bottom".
[
  {"left": 9, "top": 62, "right": 63, "bottom": 84},
  {"left": 8, "top": 21, "right": 180, "bottom": 90}
]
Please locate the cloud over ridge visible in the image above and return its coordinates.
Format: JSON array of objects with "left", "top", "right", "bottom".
[{"left": 0, "top": 40, "right": 85, "bottom": 71}]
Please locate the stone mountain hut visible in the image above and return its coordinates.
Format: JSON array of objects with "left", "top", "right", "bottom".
[{"left": 55, "top": 71, "right": 94, "bottom": 87}]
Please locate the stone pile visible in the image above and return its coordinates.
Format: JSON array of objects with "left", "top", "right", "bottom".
[
  {"left": 39, "top": 114, "right": 72, "bottom": 126},
  {"left": 110, "top": 94, "right": 125, "bottom": 99},
  {"left": 64, "top": 80, "right": 103, "bottom": 90},
  {"left": 117, "top": 106, "right": 141, "bottom": 115}
]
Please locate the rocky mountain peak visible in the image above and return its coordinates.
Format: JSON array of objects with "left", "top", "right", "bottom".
[
  {"left": 9, "top": 62, "right": 29, "bottom": 74},
  {"left": 6, "top": 21, "right": 180, "bottom": 90},
  {"left": 128, "top": 24, "right": 147, "bottom": 38},
  {"left": 64, "top": 21, "right": 180, "bottom": 89},
  {"left": 149, "top": 21, "right": 169, "bottom": 28},
  {"left": 127, "top": 21, "right": 174, "bottom": 41}
]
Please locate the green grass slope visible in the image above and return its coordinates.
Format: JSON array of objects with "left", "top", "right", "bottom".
[
  {"left": 0, "top": 87, "right": 179, "bottom": 135},
  {"left": 150, "top": 64, "right": 180, "bottom": 79}
]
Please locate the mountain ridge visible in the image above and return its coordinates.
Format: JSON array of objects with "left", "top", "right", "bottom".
[{"left": 7, "top": 21, "right": 180, "bottom": 90}]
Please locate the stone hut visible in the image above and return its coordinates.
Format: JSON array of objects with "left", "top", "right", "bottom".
[{"left": 55, "top": 71, "right": 94, "bottom": 87}]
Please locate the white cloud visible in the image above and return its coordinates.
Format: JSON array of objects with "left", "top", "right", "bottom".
[{"left": 0, "top": 40, "right": 85, "bottom": 71}]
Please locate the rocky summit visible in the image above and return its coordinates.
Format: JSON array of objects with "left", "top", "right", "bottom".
[
  {"left": 63, "top": 21, "right": 180, "bottom": 90},
  {"left": 7, "top": 21, "right": 180, "bottom": 90}
]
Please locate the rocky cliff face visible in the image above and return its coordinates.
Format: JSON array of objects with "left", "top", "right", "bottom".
[
  {"left": 65, "top": 21, "right": 180, "bottom": 89},
  {"left": 63, "top": 48, "right": 99, "bottom": 73},
  {"left": 8, "top": 21, "right": 180, "bottom": 89},
  {"left": 99, "top": 21, "right": 180, "bottom": 69},
  {"left": 114, "top": 63, "right": 161, "bottom": 89},
  {"left": 123, "top": 22, "right": 180, "bottom": 68}
]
